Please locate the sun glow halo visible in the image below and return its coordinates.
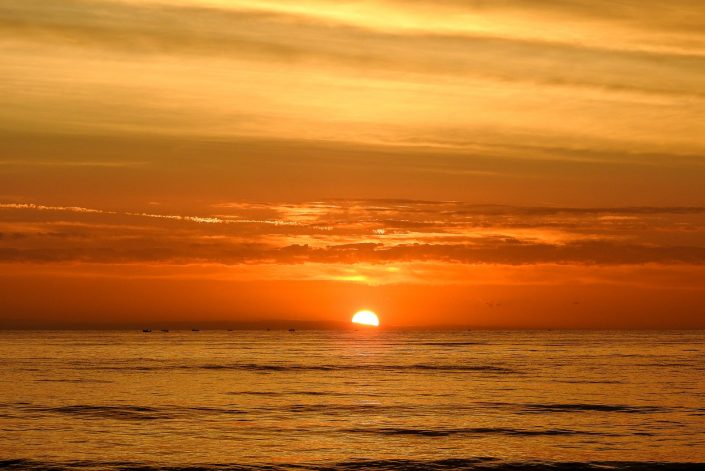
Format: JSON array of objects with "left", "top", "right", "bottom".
[{"left": 351, "top": 310, "right": 380, "bottom": 327}]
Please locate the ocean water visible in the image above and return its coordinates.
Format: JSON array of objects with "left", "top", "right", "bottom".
[{"left": 1, "top": 330, "right": 704, "bottom": 470}]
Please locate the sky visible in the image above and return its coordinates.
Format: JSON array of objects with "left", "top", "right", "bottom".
[{"left": 1, "top": 0, "right": 705, "bottom": 328}]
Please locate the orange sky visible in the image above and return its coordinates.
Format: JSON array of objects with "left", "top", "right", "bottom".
[{"left": 1, "top": 1, "right": 705, "bottom": 328}]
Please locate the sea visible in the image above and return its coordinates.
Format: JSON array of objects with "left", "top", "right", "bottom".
[{"left": 1, "top": 330, "right": 704, "bottom": 470}]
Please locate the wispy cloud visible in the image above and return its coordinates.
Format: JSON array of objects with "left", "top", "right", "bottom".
[
  {"left": 0, "top": 203, "right": 104, "bottom": 214},
  {"left": 2, "top": 0, "right": 705, "bottom": 158},
  {"left": 3, "top": 0, "right": 704, "bottom": 97},
  {"left": 2, "top": 200, "right": 705, "bottom": 271}
]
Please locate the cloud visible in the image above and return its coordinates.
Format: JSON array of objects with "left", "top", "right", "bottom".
[
  {"left": 0, "top": 202, "right": 307, "bottom": 227},
  {"left": 0, "top": 203, "right": 104, "bottom": 214},
  {"left": 3, "top": 1, "right": 705, "bottom": 164},
  {"left": 397, "top": 0, "right": 705, "bottom": 32},
  {"left": 2, "top": 0, "right": 705, "bottom": 99},
  {"left": 2, "top": 200, "right": 704, "bottom": 267}
]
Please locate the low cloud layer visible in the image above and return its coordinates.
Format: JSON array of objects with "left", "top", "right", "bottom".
[{"left": 2, "top": 200, "right": 704, "bottom": 269}]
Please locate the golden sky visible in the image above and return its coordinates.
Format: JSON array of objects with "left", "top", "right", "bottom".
[{"left": 1, "top": 1, "right": 705, "bottom": 327}]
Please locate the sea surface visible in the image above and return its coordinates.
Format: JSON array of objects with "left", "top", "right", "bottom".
[{"left": 1, "top": 330, "right": 704, "bottom": 470}]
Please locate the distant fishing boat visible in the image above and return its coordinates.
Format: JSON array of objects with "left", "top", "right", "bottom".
[
  {"left": 142, "top": 329, "right": 152, "bottom": 333},
  {"left": 288, "top": 328, "right": 296, "bottom": 332},
  {"left": 192, "top": 329, "right": 200, "bottom": 332}
]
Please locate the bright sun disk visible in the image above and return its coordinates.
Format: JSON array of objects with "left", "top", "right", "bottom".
[{"left": 352, "top": 310, "right": 380, "bottom": 327}]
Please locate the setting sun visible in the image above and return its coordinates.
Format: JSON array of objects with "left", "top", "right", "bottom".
[{"left": 352, "top": 310, "right": 380, "bottom": 327}]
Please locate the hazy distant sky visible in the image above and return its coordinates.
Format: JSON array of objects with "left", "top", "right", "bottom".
[{"left": 1, "top": 1, "right": 704, "bottom": 327}]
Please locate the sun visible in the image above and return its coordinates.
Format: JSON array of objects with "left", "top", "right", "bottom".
[{"left": 352, "top": 310, "right": 380, "bottom": 327}]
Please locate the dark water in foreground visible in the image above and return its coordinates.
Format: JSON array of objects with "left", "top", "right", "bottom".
[{"left": 1, "top": 330, "right": 704, "bottom": 470}]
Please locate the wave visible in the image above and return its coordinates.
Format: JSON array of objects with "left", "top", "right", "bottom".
[
  {"left": 225, "top": 390, "right": 354, "bottom": 397},
  {"left": 17, "top": 404, "right": 246, "bottom": 421},
  {"left": 15, "top": 402, "right": 436, "bottom": 420},
  {"left": 552, "top": 380, "right": 624, "bottom": 384},
  {"left": 326, "top": 460, "right": 705, "bottom": 471},
  {"left": 419, "top": 342, "right": 487, "bottom": 347},
  {"left": 479, "top": 401, "right": 667, "bottom": 414},
  {"left": 72, "top": 363, "right": 518, "bottom": 374},
  {"left": 345, "top": 427, "right": 608, "bottom": 437},
  {"left": 35, "top": 379, "right": 114, "bottom": 384},
  {"left": 283, "top": 403, "right": 408, "bottom": 414},
  {"left": 7, "top": 399, "right": 679, "bottom": 424},
  {"left": 2, "top": 458, "right": 703, "bottom": 470},
  {"left": 521, "top": 403, "right": 665, "bottom": 414},
  {"left": 9, "top": 400, "right": 675, "bottom": 422}
]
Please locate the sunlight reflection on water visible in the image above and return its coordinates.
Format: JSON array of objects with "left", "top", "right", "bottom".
[{"left": 1, "top": 330, "right": 704, "bottom": 468}]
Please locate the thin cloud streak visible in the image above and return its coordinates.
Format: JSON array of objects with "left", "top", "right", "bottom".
[{"left": 0, "top": 203, "right": 301, "bottom": 226}]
